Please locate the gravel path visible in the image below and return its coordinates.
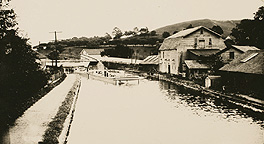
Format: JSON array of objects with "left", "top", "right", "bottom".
[{"left": 7, "top": 74, "right": 77, "bottom": 144}]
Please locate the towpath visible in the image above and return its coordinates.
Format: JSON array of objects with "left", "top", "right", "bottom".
[{"left": 6, "top": 74, "right": 77, "bottom": 144}]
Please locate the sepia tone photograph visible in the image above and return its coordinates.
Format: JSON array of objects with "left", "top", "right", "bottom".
[{"left": 0, "top": 0, "right": 264, "bottom": 143}]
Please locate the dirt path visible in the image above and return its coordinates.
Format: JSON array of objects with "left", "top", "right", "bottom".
[{"left": 6, "top": 74, "right": 77, "bottom": 144}]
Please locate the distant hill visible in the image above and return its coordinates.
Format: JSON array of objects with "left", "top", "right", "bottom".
[
  {"left": 155, "top": 19, "right": 240, "bottom": 38},
  {"left": 38, "top": 47, "right": 86, "bottom": 60}
]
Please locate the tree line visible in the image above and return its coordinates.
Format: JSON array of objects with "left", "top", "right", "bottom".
[
  {"left": 231, "top": 6, "right": 264, "bottom": 49},
  {"left": 40, "top": 6, "right": 264, "bottom": 61},
  {"left": 0, "top": 0, "right": 49, "bottom": 129},
  {"left": 38, "top": 27, "right": 163, "bottom": 51}
]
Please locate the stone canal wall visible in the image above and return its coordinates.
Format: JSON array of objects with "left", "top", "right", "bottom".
[
  {"left": 58, "top": 78, "right": 81, "bottom": 144},
  {"left": 40, "top": 76, "right": 81, "bottom": 144},
  {"left": 146, "top": 73, "right": 264, "bottom": 112}
]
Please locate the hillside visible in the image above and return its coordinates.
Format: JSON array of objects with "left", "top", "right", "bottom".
[
  {"left": 155, "top": 19, "right": 240, "bottom": 38},
  {"left": 38, "top": 47, "right": 85, "bottom": 60},
  {"left": 38, "top": 45, "right": 156, "bottom": 60}
]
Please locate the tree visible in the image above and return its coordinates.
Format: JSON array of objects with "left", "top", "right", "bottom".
[
  {"left": 133, "top": 27, "right": 139, "bottom": 35},
  {"left": 150, "top": 30, "right": 157, "bottom": 36},
  {"left": 211, "top": 25, "right": 223, "bottom": 35},
  {"left": 101, "top": 44, "right": 133, "bottom": 58},
  {"left": 0, "top": 2, "right": 17, "bottom": 39},
  {"left": 186, "top": 24, "right": 194, "bottom": 29},
  {"left": 0, "top": 1, "right": 48, "bottom": 112},
  {"left": 123, "top": 31, "right": 135, "bottom": 36},
  {"left": 139, "top": 27, "right": 149, "bottom": 36},
  {"left": 103, "top": 33, "right": 112, "bottom": 44},
  {"left": 254, "top": 6, "right": 264, "bottom": 20},
  {"left": 162, "top": 31, "right": 170, "bottom": 38},
  {"left": 47, "top": 50, "right": 59, "bottom": 66},
  {"left": 231, "top": 6, "right": 264, "bottom": 49},
  {"left": 112, "top": 27, "right": 123, "bottom": 39}
]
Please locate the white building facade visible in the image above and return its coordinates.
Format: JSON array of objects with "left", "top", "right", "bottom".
[{"left": 159, "top": 26, "right": 226, "bottom": 75}]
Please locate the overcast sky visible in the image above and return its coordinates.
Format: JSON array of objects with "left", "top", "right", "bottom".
[{"left": 10, "top": 0, "right": 264, "bottom": 46}]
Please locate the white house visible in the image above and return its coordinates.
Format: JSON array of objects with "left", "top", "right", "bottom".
[{"left": 159, "top": 26, "right": 226, "bottom": 75}]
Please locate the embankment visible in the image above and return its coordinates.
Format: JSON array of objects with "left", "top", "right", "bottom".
[
  {"left": 146, "top": 73, "right": 264, "bottom": 113},
  {"left": 40, "top": 76, "right": 81, "bottom": 144},
  {"left": 0, "top": 73, "right": 66, "bottom": 144}
]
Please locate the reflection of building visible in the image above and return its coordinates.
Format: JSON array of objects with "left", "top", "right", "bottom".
[
  {"left": 159, "top": 26, "right": 225, "bottom": 75},
  {"left": 216, "top": 45, "right": 260, "bottom": 63},
  {"left": 219, "top": 50, "right": 264, "bottom": 95}
]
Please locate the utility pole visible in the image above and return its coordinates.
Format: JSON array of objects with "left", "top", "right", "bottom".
[{"left": 49, "top": 31, "right": 62, "bottom": 67}]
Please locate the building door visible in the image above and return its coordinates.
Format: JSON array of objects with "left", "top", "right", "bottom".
[{"left": 168, "top": 65, "right": 170, "bottom": 74}]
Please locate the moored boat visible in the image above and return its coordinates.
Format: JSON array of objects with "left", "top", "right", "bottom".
[{"left": 88, "top": 70, "right": 142, "bottom": 85}]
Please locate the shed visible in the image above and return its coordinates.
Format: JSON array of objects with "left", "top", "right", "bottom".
[
  {"left": 219, "top": 50, "right": 264, "bottom": 95},
  {"left": 139, "top": 55, "right": 159, "bottom": 73},
  {"left": 140, "top": 55, "right": 159, "bottom": 65},
  {"left": 205, "top": 75, "right": 221, "bottom": 88},
  {"left": 184, "top": 60, "right": 210, "bottom": 79},
  {"left": 184, "top": 60, "right": 210, "bottom": 70},
  {"left": 216, "top": 45, "right": 260, "bottom": 63}
]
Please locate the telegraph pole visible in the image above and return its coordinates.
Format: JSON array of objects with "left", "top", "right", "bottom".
[{"left": 49, "top": 31, "right": 62, "bottom": 67}]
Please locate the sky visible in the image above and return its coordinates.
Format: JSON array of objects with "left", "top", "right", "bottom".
[{"left": 10, "top": 0, "right": 264, "bottom": 46}]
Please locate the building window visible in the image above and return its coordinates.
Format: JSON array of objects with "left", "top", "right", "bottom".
[
  {"left": 194, "top": 38, "right": 197, "bottom": 48},
  {"left": 209, "top": 38, "right": 212, "bottom": 46},
  {"left": 163, "top": 52, "right": 164, "bottom": 58},
  {"left": 199, "top": 39, "right": 205, "bottom": 49},
  {"left": 200, "top": 29, "right": 203, "bottom": 34},
  {"left": 229, "top": 52, "right": 234, "bottom": 59}
]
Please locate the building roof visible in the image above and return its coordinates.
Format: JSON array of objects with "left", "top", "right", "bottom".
[
  {"left": 220, "top": 50, "right": 264, "bottom": 75},
  {"left": 159, "top": 37, "right": 181, "bottom": 50},
  {"left": 184, "top": 60, "right": 210, "bottom": 69},
  {"left": 80, "top": 48, "right": 105, "bottom": 55},
  {"left": 159, "top": 26, "right": 222, "bottom": 51},
  {"left": 81, "top": 54, "right": 102, "bottom": 62},
  {"left": 231, "top": 45, "right": 260, "bottom": 53},
  {"left": 216, "top": 45, "right": 260, "bottom": 55},
  {"left": 206, "top": 75, "right": 221, "bottom": 79},
  {"left": 167, "top": 26, "right": 221, "bottom": 39},
  {"left": 140, "top": 55, "right": 159, "bottom": 65},
  {"left": 45, "top": 60, "right": 90, "bottom": 67},
  {"left": 101, "top": 56, "right": 143, "bottom": 64},
  {"left": 188, "top": 49, "right": 220, "bottom": 57}
]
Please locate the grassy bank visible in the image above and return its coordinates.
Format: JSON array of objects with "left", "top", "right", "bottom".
[
  {"left": 0, "top": 73, "right": 66, "bottom": 142},
  {"left": 40, "top": 76, "right": 81, "bottom": 144}
]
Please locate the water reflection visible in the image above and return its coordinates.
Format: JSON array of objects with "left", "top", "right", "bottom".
[
  {"left": 158, "top": 80, "right": 264, "bottom": 127},
  {"left": 68, "top": 76, "right": 264, "bottom": 144}
]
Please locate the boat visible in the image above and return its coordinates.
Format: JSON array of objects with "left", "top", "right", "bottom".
[{"left": 87, "top": 70, "right": 142, "bottom": 85}]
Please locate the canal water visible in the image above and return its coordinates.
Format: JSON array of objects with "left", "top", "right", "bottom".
[{"left": 67, "top": 76, "right": 263, "bottom": 144}]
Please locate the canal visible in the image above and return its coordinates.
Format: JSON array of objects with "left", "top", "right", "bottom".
[{"left": 68, "top": 76, "right": 263, "bottom": 144}]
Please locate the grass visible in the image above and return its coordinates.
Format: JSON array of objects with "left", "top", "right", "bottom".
[
  {"left": 40, "top": 77, "right": 81, "bottom": 144},
  {"left": 0, "top": 73, "right": 66, "bottom": 134}
]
